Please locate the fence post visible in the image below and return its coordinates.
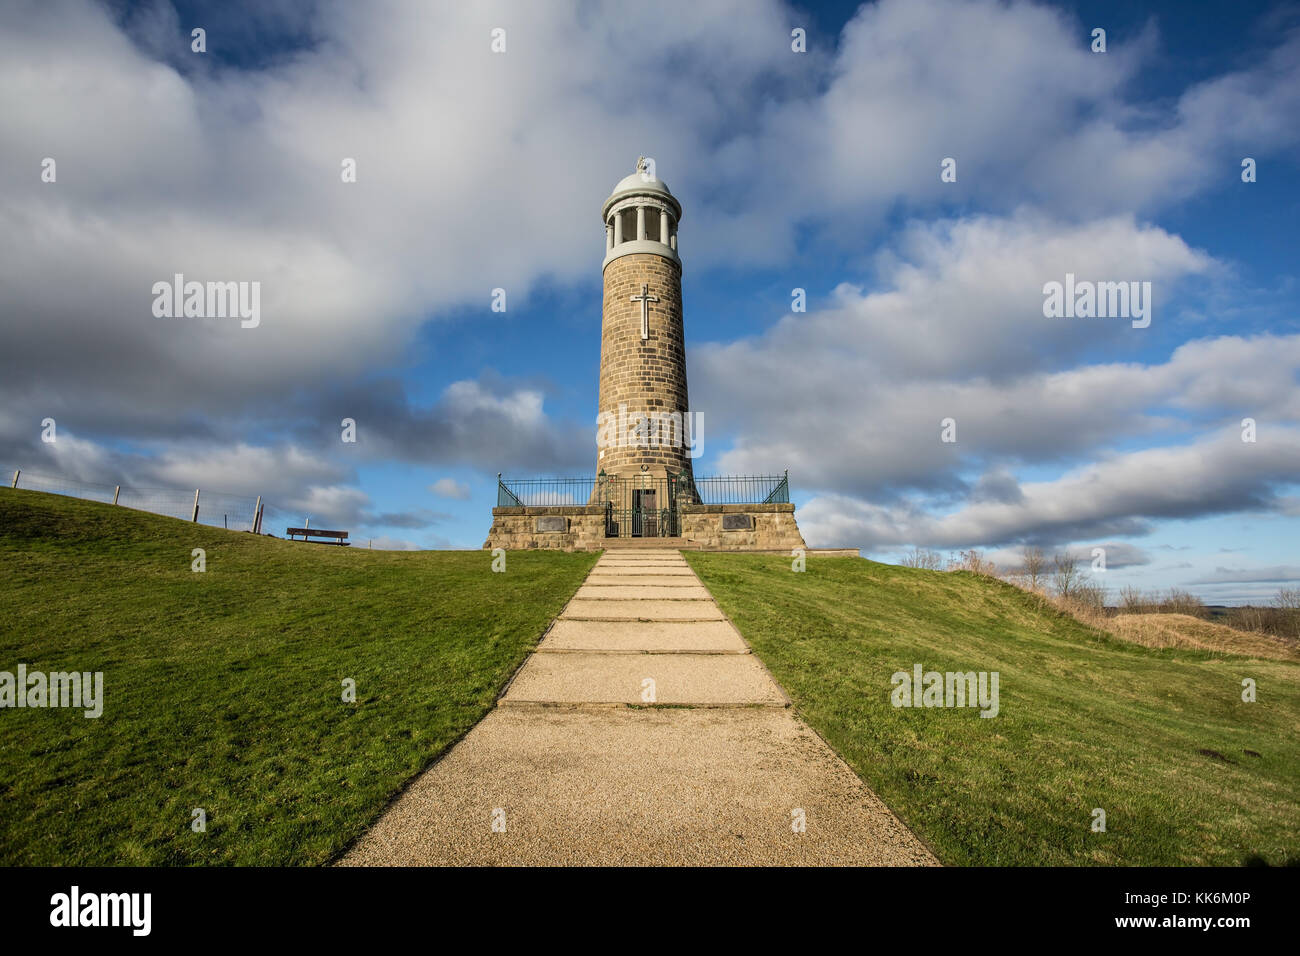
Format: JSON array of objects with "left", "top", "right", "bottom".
[
  {"left": 113, "top": 485, "right": 120, "bottom": 505},
  {"left": 192, "top": 489, "right": 200, "bottom": 522},
  {"left": 10, "top": 470, "right": 18, "bottom": 489},
  {"left": 253, "top": 496, "right": 262, "bottom": 533}
]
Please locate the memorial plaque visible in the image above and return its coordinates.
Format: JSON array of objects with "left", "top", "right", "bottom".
[
  {"left": 536, "top": 516, "right": 567, "bottom": 532},
  {"left": 721, "top": 514, "right": 753, "bottom": 531}
]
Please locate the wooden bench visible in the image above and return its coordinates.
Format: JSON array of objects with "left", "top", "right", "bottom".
[{"left": 285, "top": 527, "right": 349, "bottom": 545}]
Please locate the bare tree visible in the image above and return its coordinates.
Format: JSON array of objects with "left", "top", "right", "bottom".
[
  {"left": 1119, "top": 585, "right": 1150, "bottom": 612},
  {"left": 1073, "top": 580, "right": 1108, "bottom": 610},
  {"left": 1274, "top": 587, "right": 1300, "bottom": 639},
  {"left": 1052, "top": 552, "right": 1079, "bottom": 600},
  {"left": 901, "top": 546, "right": 944, "bottom": 570},
  {"left": 1274, "top": 587, "right": 1300, "bottom": 611},
  {"left": 949, "top": 549, "right": 997, "bottom": 576},
  {"left": 1022, "top": 546, "right": 1045, "bottom": 592},
  {"left": 1160, "top": 588, "right": 1205, "bottom": 618}
]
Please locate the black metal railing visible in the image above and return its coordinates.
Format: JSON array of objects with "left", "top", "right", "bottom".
[
  {"left": 496, "top": 475, "right": 594, "bottom": 507},
  {"left": 496, "top": 471, "right": 791, "bottom": 538},
  {"left": 681, "top": 472, "right": 789, "bottom": 505}
]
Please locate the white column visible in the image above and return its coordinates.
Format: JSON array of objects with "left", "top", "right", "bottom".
[
  {"left": 636, "top": 205, "right": 646, "bottom": 240},
  {"left": 606, "top": 222, "right": 613, "bottom": 250},
  {"left": 660, "top": 210, "right": 669, "bottom": 246},
  {"left": 670, "top": 224, "right": 677, "bottom": 251},
  {"left": 614, "top": 212, "right": 623, "bottom": 245}
]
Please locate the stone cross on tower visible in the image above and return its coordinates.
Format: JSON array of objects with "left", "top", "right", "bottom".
[
  {"left": 630, "top": 283, "right": 659, "bottom": 340},
  {"left": 595, "top": 160, "right": 693, "bottom": 485}
]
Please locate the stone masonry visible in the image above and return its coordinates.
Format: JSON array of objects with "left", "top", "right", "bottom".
[
  {"left": 595, "top": 252, "right": 694, "bottom": 483},
  {"left": 484, "top": 160, "right": 809, "bottom": 553}
]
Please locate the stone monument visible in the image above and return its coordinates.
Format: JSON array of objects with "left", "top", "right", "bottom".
[{"left": 485, "top": 160, "right": 806, "bottom": 552}]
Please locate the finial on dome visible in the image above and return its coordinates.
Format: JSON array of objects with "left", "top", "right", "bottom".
[{"left": 636, "top": 155, "right": 649, "bottom": 174}]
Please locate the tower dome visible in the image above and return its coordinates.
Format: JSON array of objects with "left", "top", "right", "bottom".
[{"left": 601, "top": 157, "right": 682, "bottom": 270}]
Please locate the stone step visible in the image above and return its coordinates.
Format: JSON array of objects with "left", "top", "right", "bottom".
[
  {"left": 586, "top": 567, "right": 695, "bottom": 577},
  {"left": 592, "top": 566, "right": 691, "bottom": 575},
  {"left": 600, "top": 539, "right": 690, "bottom": 549},
  {"left": 500, "top": 652, "right": 787, "bottom": 707},
  {"left": 541, "top": 619, "right": 747, "bottom": 654},
  {"left": 561, "top": 599, "right": 725, "bottom": 621},
  {"left": 587, "top": 580, "right": 707, "bottom": 587},
  {"left": 575, "top": 584, "right": 712, "bottom": 600},
  {"left": 597, "top": 554, "right": 686, "bottom": 561}
]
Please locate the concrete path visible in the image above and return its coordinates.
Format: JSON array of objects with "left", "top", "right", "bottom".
[{"left": 340, "top": 550, "right": 936, "bottom": 866}]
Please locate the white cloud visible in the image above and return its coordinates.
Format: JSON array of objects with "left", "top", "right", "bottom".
[
  {"left": 694, "top": 212, "right": 1270, "bottom": 496},
  {"left": 798, "top": 426, "right": 1300, "bottom": 550},
  {"left": 1187, "top": 565, "right": 1300, "bottom": 585},
  {"left": 430, "top": 478, "right": 471, "bottom": 500}
]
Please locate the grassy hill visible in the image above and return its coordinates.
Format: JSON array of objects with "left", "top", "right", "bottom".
[
  {"left": 0, "top": 489, "right": 596, "bottom": 865},
  {"left": 685, "top": 552, "right": 1300, "bottom": 867},
  {"left": 5, "top": 490, "right": 1295, "bottom": 868}
]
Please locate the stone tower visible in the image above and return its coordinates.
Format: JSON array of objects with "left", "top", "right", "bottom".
[
  {"left": 484, "top": 160, "right": 808, "bottom": 553},
  {"left": 595, "top": 159, "right": 696, "bottom": 485}
]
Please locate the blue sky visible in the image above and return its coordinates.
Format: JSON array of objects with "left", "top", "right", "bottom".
[{"left": 1, "top": 0, "right": 1297, "bottom": 603}]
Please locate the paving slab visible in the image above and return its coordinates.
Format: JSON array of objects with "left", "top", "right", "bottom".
[
  {"left": 501, "top": 651, "right": 786, "bottom": 706},
  {"left": 593, "top": 566, "right": 691, "bottom": 575},
  {"left": 585, "top": 572, "right": 696, "bottom": 580},
  {"left": 596, "top": 554, "right": 689, "bottom": 562},
  {"left": 340, "top": 707, "right": 937, "bottom": 866},
  {"left": 575, "top": 584, "right": 713, "bottom": 600},
  {"left": 584, "top": 574, "right": 702, "bottom": 586},
  {"left": 595, "top": 548, "right": 686, "bottom": 556},
  {"left": 599, "top": 549, "right": 684, "bottom": 555},
  {"left": 540, "top": 619, "right": 748, "bottom": 653},
  {"left": 562, "top": 598, "right": 725, "bottom": 621}
]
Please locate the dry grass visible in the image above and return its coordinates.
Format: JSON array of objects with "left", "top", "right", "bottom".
[
  {"left": 1220, "top": 604, "right": 1300, "bottom": 641},
  {"left": 1005, "top": 578, "right": 1300, "bottom": 662},
  {"left": 1107, "top": 613, "right": 1300, "bottom": 661}
]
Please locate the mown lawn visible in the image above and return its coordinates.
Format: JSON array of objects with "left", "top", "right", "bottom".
[
  {"left": 0, "top": 489, "right": 596, "bottom": 865},
  {"left": 685, "top": 552, "right": 1300, "bottom": 866}
]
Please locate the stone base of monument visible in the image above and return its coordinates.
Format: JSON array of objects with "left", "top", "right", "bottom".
[
  {"left": 482, "top": 501, "right": 807, "bottom": 552},
  {"left": 675, "top": 503, "right": 805, "bottom": 551},
  {"left": 483, "top": 506, "right": 608, "bottom": 551}
]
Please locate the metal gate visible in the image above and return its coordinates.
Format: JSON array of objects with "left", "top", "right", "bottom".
[{"left": 597, "top": 474, "right": 683, "bottom": 539}]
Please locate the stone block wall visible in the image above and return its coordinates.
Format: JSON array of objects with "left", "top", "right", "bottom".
[
  {"left": 483, "top": 506, "right": 608, "bottom": 551},
  {"left": 483, "top": 503, "right": 807, "bottom": 552},
  {"left": 596, "top": 252, "right": 695, "bottom": 483},
  {"left": 677, "top": 503, "right": 806, "bottom": 551}
]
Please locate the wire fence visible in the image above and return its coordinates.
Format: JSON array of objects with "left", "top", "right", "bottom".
[
  {"left": 259, "top": 503, "right": 305, "bottom": 536},
  {"left": 4, "top": 466, "right": 263, "bottom": 533}
]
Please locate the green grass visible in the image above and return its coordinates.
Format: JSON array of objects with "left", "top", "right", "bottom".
[
  {"left": 0, "top": 489, "right": 597, "bottom": 865},
  {"left": 684, "top": 552, "right": 1300, "bottom": 866}
]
